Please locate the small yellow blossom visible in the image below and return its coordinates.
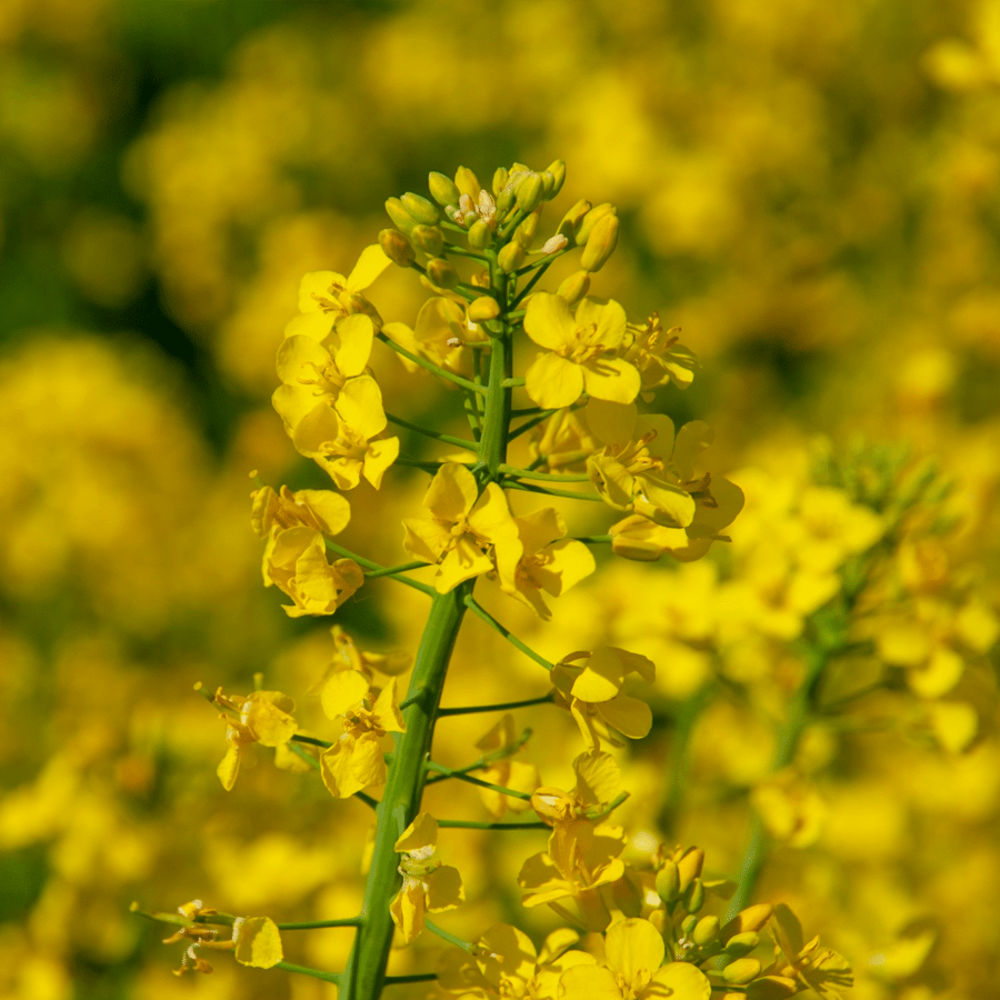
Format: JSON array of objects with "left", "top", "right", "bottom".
[
  {"left": 383, "top": 295, "right": 487, "bottom": 376},
  {"left": 528, "top": 406, "right": 600, "bottom": 473},
  {"left": 390, "top": 812, "right": 464, "bottom": 945},
  {"left": 296, "top": 245, "right": 391, "bottom": 326},
  {"left": 402, "top": 463, "right": 522, "bottom": 592},
  {"left": 552, "top": 647, "right": 656, "bottom": 750},
  {"left": 291, "top": 375, "right": 400, "bottom": 490},
  {"left": 498, "top": 507, "right": 596, "bottom": 619},
  {"left": 250, "top": 484, "right": 351, "bottom": 539},
  {"left": 761, "top": 904, "right": 853, "bottom": 999},
  {"left": 262, "top": 525, "right": 364, "bottom": 617},
  {"left": 212, "top": 688, "right": 297, "bottom": 791},
  {"left": 559, "top": 918, "right": 711, "bottom": 999},
  {"left": 523, "top": 293, "right": 641, "bottom": 409},
  {"left": 621, "top": 312, "right": 699, "bottom": 396},
  {"left": 320, "top": 677, "right": 406, "bottom": 798}
]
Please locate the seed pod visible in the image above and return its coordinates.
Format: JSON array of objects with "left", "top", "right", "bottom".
[
  {"left": 655, "top": 861, "right": 681, "bottom": 904},
  {"left": 385, "top": 197, "right": 417, "bottom": 235},
  {"left": 497, "top": 242, "right": 525, "bottom": 273},
  {"left": 426, "top": 258, "right": 459, "bottom": 290},
  {"left": 545, "top": 159, "right": 566, "bottom": 197},
  {"left": 401, "top": 192, "right": 440, "bottom": 226},
  {"left": 557, "top": 199, "right": 592, "bottom": 243},
  {"left": 576, "top": 202, "right": 617, "bottom": 244},
  {"left": 410, "top": 225, "right": 444, "bottom": 257},
  {"left": 468, "top": 219, "right": 493, "bottom": 249},
  {"left": 692, "top": 915, "right": 720, "bottom": 946},
  {"left": 428, "top": 171, "right": 460, "bottom": 207},
  {"left": 378, "top": 229, "right": 415, "bottom": 267},
  {"left": 723, "top": 959, "right": 763, "bottom": 985},
  {"left": 557, "top": 270, "right": 590, "bottom": 306},
  {"left": 516, "top": 172, "right": 545, "bottom": 213},
  {"left": 468, "top": 296, "right": 500, "bottom": 322},
  {"left": 580, "top": 214, "right": 619, "bottom": 272}
]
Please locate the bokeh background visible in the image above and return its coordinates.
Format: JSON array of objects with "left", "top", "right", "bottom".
[{"left": 2, "top": 1, "right": 999, "bottom": 998}]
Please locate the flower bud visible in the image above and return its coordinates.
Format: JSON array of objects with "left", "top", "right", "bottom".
[
  {"left": 410, "top": 225, "right": 444, "bottom": 256},
  {"left": 516, "top": 172, "right": 546, "bottom": 213},
  {"left": 683, "top": 877, "right": 705, "bottom": 913},
  {"left": 492, "top": 166, "right": 509, "bottom": 196},
  {"left": 514, "top": 211, "right": 540, "bottom": 248},
  {"left": 467, "top": 219, "right": 493, "bottom": 249},
  {"left": 385, "top": 197, "right": 417, "bottom": 235},
  {"left": 557, "top": 270, "right": 591, "bottom": 306},
  {"left": 454, "top": 166, "right": 481, "bottom": 200},
  {"left": 580, "top": 214, "right": 619, "bottom": 272},
  {"left": 722, "top": 931, "right": 760, "bottom": 958},
  {"left": 576, "top": 202, "right": 617, "bottom": 244},
  {"left": 497, "top": 242, "right": 525, "bottom": 273},
  {"left": 681, "top": 914, "right": 698, "bottom": 937},
  {"left": 426, "top": 258, "right": 459, "bottom": 290},
  {"left": 378, "top": 228, "right": 415, "bottom": 267},
  {"left": 428, "top": 171, "right": 460, "bottom": 207},
  {"left": 692, "top": 915, "right": 720, "bottom": 946},
  {"left": 468, "top": 296, "right": 500, "bottom": 322},
  {"left": 745, "top": 979, "right": 798, "bottom": 1000},
  {"left": 677, "top": 847, "right": 705, "bottom": 890},
  {"left": 721, "top": 904, "right": 772, "bottom": 942},
  {"left": 723, "top": 959, "right": 763, "bottom": 985},
  {"left": 545, "top": 159, "right": 566, "bottom": 196},
  {"left": 401, "top": 192, "right": 440, "bottom": 226},
  {"left": 557, "top": 199, "right": 591, "bottom": 242},
  {"left": 655, "top": 861, "right": 681, "bottom": 904}
]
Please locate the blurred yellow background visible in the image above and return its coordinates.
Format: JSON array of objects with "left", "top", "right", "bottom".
[{"left": 1, "top": 1, "right": 998, "bottom": 998}]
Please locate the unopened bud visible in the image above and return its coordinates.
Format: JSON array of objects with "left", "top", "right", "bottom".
[
  {"left": 468, "top": 296, "right": 500, "bottom": 322},
  {"left": 557, "top": 270, "right": 590, "bottom": 306},
  {"left": 497, "top": 242, "right": 525, "bottom": 273},
  {"left": 723, "top": 959, "right": 763, "bottom": 985},
  {"left": 692, "top": 915, "right": 720, "bottom": 946},
  {"left": 514, "top": 212, "right": 540, "bottom": 248},
  {"left": 492, "top": 166, "right": 509, "bottom": 196},
  {"left": 655, "top": 861, "right": 681, "bottom": 903},
  {"left": 722, "top": 931, "right": 760, "bottom": 958},
  {"left": 677, "top": 847, "right": 705, "bottom": 890},
  {"left": 721, "top": 904, "right": 772, "bottom": 942},
  {"left": 496, "top": 187, "right": 516, "bottom": 215},
  {"left": 576, "top": 202, "right": 617, "bottom": 244},
  {"left": 468, "top": 219, "right": 493, "bottom": 249},
  {"left": 378, "top": 228, "right": 415, "bottom": 267},
  {"left": 385, "top": 197, "right": 416, "bottom": 235},
  {"left": 516, "top": 172, "right": 546, "bottom": 213},
  {"left": 545, "top": 159, "right": 566, "bottom": 196},
  {"left": 580, "top": 214, "right": 619, "bottom": 272},
  {"left": 401, "top": 192, "right": 440, "bottom": 226},
  {"left": 454, "top": 166, "right": 481, "bottom": 200},
  {"left": 410, "top": 225, "right": 444, "bottom": 256},
  {"left": 683, "top": 877, "right": 705, "bottom": 914},
  {"left": 681, "top": 914, "right": 698, "bottom": 937},
  {"left": 557, "top": 199, "right": 592, "bottom": 242},
  {"left": 429, "top": 171, "right": 460, "bottom": 207},
  {"left": 426, "top": 258, "right": 459, "bottom": 290}
]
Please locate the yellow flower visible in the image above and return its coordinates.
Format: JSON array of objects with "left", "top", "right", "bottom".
[
  {"left": 319, "top": 677, "right": 405, "bottom": 798},
  {"left": 262, "top": 525, "right": 364, "bottom": 617},
  {"left": 402, "top": 463, "right": 522, "bottom": 592},
  {"left": 312, "top": 624, "right": 412, "bottom": 697},
  {"left": 250, "top": 484, "right": 351, "bottom": 539},
  {"left": 528, "top": 406, "right": 599, "bottom": 473},
  {"left": 621, "top": 312, "right": 699, "bottom": 396},
  {"left": 559, "top": 918, "right": 711, "bottom": 999},
  {"left": 389, "top": 812, "right": 464, "bottom": 945},
  {"left": 551, "top": 647, "right": 656, "bottom": 751},
  {"left": 272, "top": 313, "right": 375, "bottom": 431},
  {"left": 211, "top": 688, "right": 298, "bottom": 791},
  {"left": 523, "top": 293, "right": 641, "bottom": 409},
  {"left": 296, "top": 245, "right": 391, "bottom": 326},
  {"left": 382, "top": 295, "right": 486, "bottom": 376},
  {"left": 761, "top": 904, "right": 853, "bottom": 999},
  {"left": 498, "top": 507, "right": 596, "bottom": 619}
]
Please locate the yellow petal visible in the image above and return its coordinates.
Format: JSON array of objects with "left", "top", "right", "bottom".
[
  {"left": 332, "top": 313, "right": 374, "bottom": 376},
  {"left": 908, "top": 645, "right": 964, "bottom": 698},
  {"left": 573, "top": 750, "right": 620, "bottom": 805},
  {"left": 402, "top": 517, "right": 451, "bottom": 564},
  {"left": 371, "top": 677, "right": 407, "bottom": 734},
  {"left": 524, "top": 292, "right": 576, "bottom": 350},
  {"left": 276, "top": 335, "right": 331, "bottom": 387},
  {"left": 928, "top": 700, "right": 978, "bottom": 753},
  {"left": 585, "top": 399, "right": 637, "bottom": 446},
  {"left": 477, "top": 923, "right": 537, "bottom": 986},
  {"left": 425, "top": 463, "right": 478, "bottom": 521},
  {"left": 435, "top": 538, "right": 494, "bottom": 592},
  {"left": 320, "top": 669, "right": 370, "bottom": 719},
  {"left": 389, "top": 881, "right": 425, "bottom": 946},
  {"left": 650, "top": 961, "right": 712, "bottom": 1000},
  {"left": 298, "top": 270, "right": 345, "bottom": 313},
  {"left": 559, "top": 966, "right": 621, "bottom": 999},
  {"left": 294, "top": 489, "right": 352, "bottom": 536},
  {"left": 234, "top": 917, "right": 283, "bottom": 969},
  {"left": 217, "top": 747, "right": 241, "bottom": 791},
  {"left": 525, "top": 351, "right": 585, "bottom": 409},
  {"left": 426, "top": 864, "right": 465, "bottom": 911},
  {"left": 243, "top": 695, "right": 298, "bottom": 747},
  {"left": 575, "top": 296, "right": 627, "bottom": 349},
  {"left": 346, "top": 244, "right": 392, "bottom": 292},
  {"left": 599, "top": 694, "right": 653, "bottom": 740},
  {"left": 364, "top": 436, "right": 399, "bottom": 489},
  {"left": 581, "top": 357, "right": 641, "bottom": 405},
  {"left": 605, "top": 918, "right": 665, "bottom": 984},
  {"left": 335, "top": 375, "right": 387, "bottom": 438},
  {"left": 395, "top": 811, "right": 438, "bottom": 853}
]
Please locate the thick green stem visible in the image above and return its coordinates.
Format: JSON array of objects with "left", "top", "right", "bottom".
[{"left": 342, "top": 586, "right": 469, "bottom": 998}]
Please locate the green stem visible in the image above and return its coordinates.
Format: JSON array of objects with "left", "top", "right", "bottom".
[
  {"left": 503, "top": 480, "right": 603, "bottom": 502},
  {"left": 464, "top": 596, "right": 555, "bottom": 671},
  {"left": 377, "top": 333, "right": 486, "bottom": 395},
  {"left": 278, "top": 917, "right": 361, "bottom": 929},
  {"left": 425, "top": 918, "right": 474, "bottom": 952},
  {"left": 437, "top": 818, "right": 548, "bottom": 830},
  {"left": 385, "top": 411, "right": 479, "bottom": 451},
  {"left": 386, "top": 973, "right": 439, "bottom": 984},
  {"left": 291, "top": 734, "right": 331, "bottom": 749},
  {"left": 424, "top": 727, "right": 533, "bottom": 784},
  {"left": 502, "top": 377, "right": 526, "bottom": 388},
  {"left": 438, "top": 693, "right": 554, "bottom": 716},
  {"left": 574, "top": 535, "right": 612, "bottom": 545},
  {"left": 363, "top": 560, "right": 429, "bottom": 580},
  {"left": 425, "top": 760, "right": 533, "bottom": 800},
  {"left": 324, "top": 539, "right": 434, "bottom": 596},
  {"left": 275, "top": 961, "right": 341, "bottom": 984},
  {"left": 500, "top": 464, "right": 591, "bottom": 482}
]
